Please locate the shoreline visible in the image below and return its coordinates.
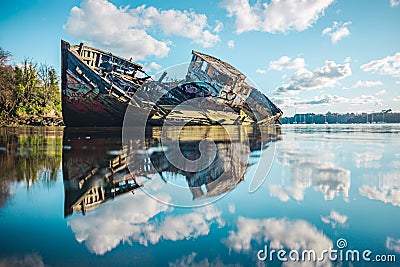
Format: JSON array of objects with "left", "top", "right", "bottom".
[{"left": 0, "top": 114, "right": 64, "bottom": 127}]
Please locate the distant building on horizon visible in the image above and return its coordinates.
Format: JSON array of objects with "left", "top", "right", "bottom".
[{"left": 280, "top": 110, "right": 399, "bottom": 124}]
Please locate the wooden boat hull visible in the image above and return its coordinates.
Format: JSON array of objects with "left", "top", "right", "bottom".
[
  {"left": 61, "top": 40, "right": 282, "bottom": 127},
  {"left": 61, "top": 41, "right": 145, "bottom": 127}
]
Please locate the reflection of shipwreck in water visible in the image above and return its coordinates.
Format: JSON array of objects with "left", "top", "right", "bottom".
[
  {"left": 144, "top": 125, "right": 276, "bottom": 200},
  {"left": 63, "top": 129, "right": 143, "bottom": 217},
  {"left": 63, "top": 126, "right": 281, "bottom": 216}
]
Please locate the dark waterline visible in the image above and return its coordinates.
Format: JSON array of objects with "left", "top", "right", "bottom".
[{"left": 0, "top": 125, "right": 399, "bottom": 266}]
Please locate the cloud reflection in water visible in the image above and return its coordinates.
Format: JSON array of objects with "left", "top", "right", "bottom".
[
  {"left": 68, "top": 189, "right": 223, "bottom": 255},
  {"left": 271, "top": 138, "right": 350, "bottom": 202},
  {"left": 224, "top": 216, "right": 333, "bottom": 266}
]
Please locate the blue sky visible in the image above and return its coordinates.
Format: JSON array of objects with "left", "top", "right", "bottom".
[{"left": 1, "top": 0, "right": 399, "bottom": 116}]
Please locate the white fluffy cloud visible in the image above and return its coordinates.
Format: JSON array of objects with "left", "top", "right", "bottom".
[
  {"left": 256, "top": 56, "right": 305, "bottom": 74},
  {"left": 390, "top": 0, "right": 400, "bottom": 7},
  {"left": 64, "top": 0, "right": 220, "bottom": 60},
  {"left": 360, "top": 52, "right": 400, "bottom": 77},
  {"left": 133, "top": 5, "right": 220, "bottom": 48},
  {"left": 322, "top": 21, "right": 351, "bottom": 43},
  {"left": 64, "top": 0, "right": 169, "bottom": 60},
  {"left": 352, "top": 80, "right": 383, "bottom": 88},
  {"left": 274, "top": 60, "right": 352, "bottom": 95},
  {"left": 143, "top": 61, "right": 162, "bottom": 73},
  {"left": 220, "top": 0, "right": 334, "bottom": 34},
  {"left": 269, "top": 56, "right": 306, "bottom": 71}
]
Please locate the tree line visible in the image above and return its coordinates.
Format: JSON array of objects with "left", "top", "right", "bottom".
[
  {"left": 0, "top": 47, "right": 61, "bottom": 125},
  {"left": 280, "top": 111, "right": 400, "bottom": 124}
]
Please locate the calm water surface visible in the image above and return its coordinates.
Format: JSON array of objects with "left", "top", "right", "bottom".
[{"left": 0, "top": 125, "right": 399, "bottom": 266}]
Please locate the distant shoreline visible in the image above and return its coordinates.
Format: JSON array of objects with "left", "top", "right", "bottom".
[
  {"left": 280, "top": 111, "right": 400, "bottom": 124},
  {"left": 280, "top": 122, "right": 399, "bottom": 125},
  {"left": 0, "top": 114, "right": 64, "bottom": 127}
]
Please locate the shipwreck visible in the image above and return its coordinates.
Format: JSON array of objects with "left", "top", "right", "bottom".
[{"left": 61, "top": 40, "right": 282, "bottom": 127}]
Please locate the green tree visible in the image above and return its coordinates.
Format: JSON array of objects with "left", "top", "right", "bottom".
[
  {"left": 14, "top": 59, "right": 40, "bottom": 114},
  {"left": 0, "top": 48, "right": 17, "bottom": 116},
  {"left": 0, "top": 47, "right": 61, "bottom": 124},
  {"left": 37, "top": 63, "right": 61, "bottom": 113}
]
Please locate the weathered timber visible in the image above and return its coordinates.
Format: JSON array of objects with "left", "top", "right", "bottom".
[{"left": 61, "top": 40, "right": 282, "bottom": 127}]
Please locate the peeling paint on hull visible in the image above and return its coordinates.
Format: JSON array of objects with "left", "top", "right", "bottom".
[
  {"left": 61, "top": 40, "right": 282, "bottom": 127},
  {"left": 61, "top": 40, "right": 149, "bottom": 127},
  {"left": 63, "top": 72, "right": 127, "bottom": 126}
]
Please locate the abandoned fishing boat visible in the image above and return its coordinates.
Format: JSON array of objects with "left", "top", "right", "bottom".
[{"left": 61, "top": 40, "right": 282, "bottom": 127}]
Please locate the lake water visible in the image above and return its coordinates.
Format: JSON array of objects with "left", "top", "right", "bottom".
[{"left": 0, "top": 125, "right": 399, "bottom": 266}]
